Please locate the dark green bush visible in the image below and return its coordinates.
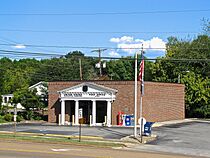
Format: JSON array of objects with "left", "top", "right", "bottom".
[
  {"left": 0, "top": 115, "right": 7, "bottom": 123},
  {"left": 4, "top": 114, "right": 13, "bottom": 122},
  {"left": 17, "top": 115, "right": 24, "bottom": 122}
]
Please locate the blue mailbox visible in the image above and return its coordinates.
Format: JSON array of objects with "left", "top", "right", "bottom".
[
  {"left": 125, "top": 115, "right": 131, "bottom": 126},
  {"left": 144, "top": 122, "right": 154, "bottom": 135}
]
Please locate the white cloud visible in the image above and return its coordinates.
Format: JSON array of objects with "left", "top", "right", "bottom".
[
  {"left": 110, "top": 36, "right": 166, "bottom": 55},
  {"left": 110, "top": 36, "right": 134, "bottom": 43},
  {"left": 12, "top": 44, "right": 26, "bottom": 49},
  {"left": 109, "top": 51, "right": 120, "bottom": 57}
]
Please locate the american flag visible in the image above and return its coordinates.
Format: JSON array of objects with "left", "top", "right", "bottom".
[{"left": 138, "top": 57, "right": 144, "bottom": 82}]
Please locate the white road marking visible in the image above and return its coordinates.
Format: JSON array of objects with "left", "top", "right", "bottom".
[
  {"left": 172, "top": 139, "right": 183, "bottom": 143},
  {"left": 51, "top": 148, "right": 81, "bottom": 152}
]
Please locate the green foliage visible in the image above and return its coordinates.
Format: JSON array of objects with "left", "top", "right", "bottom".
[
  {"left": 16, "top": 115, "right": 24, "bottom": 122},
  {"left": 202, "top": 18, "right": 210, "bottom": 36},
  {"left": 107, "top": 58, "right": 134, "bottom": 80},
  {"left": 4, "top": 113, "right": 13, "bottom": 122},
  {"left": 0, "top": 115, "right": 7, "bottom": 123},
  {"left": 151, "top": 35, "right": 210, "bottom": 118},
  {"left": 106, "top": 56, "right": 153, "bottom": 81},
  {"left": 182, "top": 72, "right": 210, "bottom": 118},
  {"left": 12, "top": 88, "right": 45, "bottom": 120}
]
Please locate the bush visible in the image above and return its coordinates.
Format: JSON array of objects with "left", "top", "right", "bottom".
[
  {"left": 33, "top": 115, "right": 42, "bottom": 120},
  {"left": 4, "top": 114, "right": 13, "bottom": 122},
  {"left": 17, "top": 115, "right": 24, "bottom": 122},
  {"left": 0, "top": 115, "right": 7, "bottom": 123}
]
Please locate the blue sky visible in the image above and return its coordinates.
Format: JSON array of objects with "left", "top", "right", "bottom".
[{"left": 0, "top": 0, "right": 209, "bottom": 59}]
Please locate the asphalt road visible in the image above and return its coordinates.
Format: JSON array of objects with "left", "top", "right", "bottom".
[
  {"left": 0, "top": 121, "right": 210, "bottom": 157},
  {"left": 0, "top": 141, "right": 191, "bottom": 158},
  {"left": 0, "top": 123, "right": 133, "bottom": 139},
  {"left": 131, "top": 121, "right": 210, "bottom": 157}
]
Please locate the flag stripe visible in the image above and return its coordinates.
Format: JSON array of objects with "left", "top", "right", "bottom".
[{"left": 138, "top": 59, "right": 144, "bottom": 81}]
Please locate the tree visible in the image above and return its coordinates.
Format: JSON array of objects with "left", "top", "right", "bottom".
[
  {"left": 0, "top": 57, "right": 13, "bottom": 93},
  {"left": 151, "top": 35, "right": 210, "bottom": 118},
  {"left": 202, "top": 18, "right": 210, "bottom": 36},
  {"left": 107, "top": 57, "right": 134, "bottom": 80},
  {"left": 12, "top": 88, "right": 44, "bottom": 120},
  {"left": 182, "top": 72, "right": 210, "bottom": 118}
]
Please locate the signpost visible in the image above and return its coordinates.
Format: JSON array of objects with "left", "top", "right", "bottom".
[
  {"left": 78, "top": 108, "right": 83, "bottom": 142},
  {"left": 14, "top": 107, "right": 17, "bottom": 136},
  {"left": 138, "top": 117, "right": 146, "bottom": 143}
]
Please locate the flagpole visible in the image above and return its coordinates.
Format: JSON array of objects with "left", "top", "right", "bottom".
[
  {"left": 140, "top": 44, "right": 144, "bottom": 142},
  {"left": 134, "top": 51, "right": 138, "bottom": 137}
]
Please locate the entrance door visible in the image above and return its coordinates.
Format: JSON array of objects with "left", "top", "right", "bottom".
[
  {"left": 96, "top": 101, "right": 107, "bottom": 124},
  {"left": 79, "top": 101, "right": 92, "bottom": 124}
]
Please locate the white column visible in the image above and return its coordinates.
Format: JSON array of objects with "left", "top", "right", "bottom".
[
  {"left": 61, "top": 99, "right": 65, "bottom": 125},
  {"left": 107, "top": 100, "right": 112, "bottom": 127},
  {"left": 92, "top": 100, "right": 96, "bottom": 126},
  {"left": 75, "top": 100, "right": 79, "bottom": 125}
]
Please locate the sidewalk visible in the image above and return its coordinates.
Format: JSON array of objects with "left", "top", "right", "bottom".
[
  {"left": 152, "top": 118, "right": 210, "bottom": 127},
  {"left": 152, "top": 119, "right": 194, "bottom": 127}
]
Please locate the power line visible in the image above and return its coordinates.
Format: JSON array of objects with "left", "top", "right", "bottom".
[
  {"left": 0, "top": 37, "right": 62, "bottom": 54},
  {"left": 0, "top": 49, "right": 63, "bottom": 57},
  {"left": 0, "top": 9, "right": 209, "bottom": 16},
  {"left": 0, "top": 29, "right": 199, "bottom": 34},
  {"left": 0, "top": 49, "right": 209, "bottom": 62},
  {"left": 0, "top": 44, "right": 209, "bottom": 50}
]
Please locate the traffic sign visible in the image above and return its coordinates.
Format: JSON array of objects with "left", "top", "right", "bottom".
[
  {"left": 138, "top": 117, "right": 146, "bottom": 125},
  {"left": 78, "top": 108, "right": 83, "bottom": 119}
]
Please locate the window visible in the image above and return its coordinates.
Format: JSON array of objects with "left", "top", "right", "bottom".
[{"left": 4, "top": 97, "right": 7, "bottom": 103}]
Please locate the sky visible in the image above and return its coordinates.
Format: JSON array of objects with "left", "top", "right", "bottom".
[{"left": 0, "top": 0, "right": 209, "bottom": 59}]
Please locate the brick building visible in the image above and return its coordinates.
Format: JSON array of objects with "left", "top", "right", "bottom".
[{"left": 48, "top": 81, "right": 185, "bottom": 126}]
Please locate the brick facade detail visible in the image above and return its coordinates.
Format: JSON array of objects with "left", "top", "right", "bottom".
[{"left": 48, "top": 81, "right": 185, "bottom": 124}]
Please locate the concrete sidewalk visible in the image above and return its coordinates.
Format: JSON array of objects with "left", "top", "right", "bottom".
[{"left": 152, "top": 118, "right": 210, "bottom": 127}]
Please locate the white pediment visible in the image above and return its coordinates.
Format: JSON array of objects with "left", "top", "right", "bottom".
[{"left": 58, "top": 82, "right": 117, "bottom": 100}]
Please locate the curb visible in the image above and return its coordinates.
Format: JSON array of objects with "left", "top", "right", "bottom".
[{"left": 0, "top": 131, "right": 104, "bottom": 140}]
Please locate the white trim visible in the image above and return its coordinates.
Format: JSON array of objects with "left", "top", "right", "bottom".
[
  {"left": 58, "top": 82, "right": 117, "bottom": 127},
  {"left": 92, "top": 100, "right": 96, "bottom": 126},
  {"left": 58, "top": 82, "right": 118, "bottom": 93},
  {"left": 75, "top": 100, "right": 79, "bottom": 125},
  {"left": 60, "top": 98, "right": 114, "bottom": 101},
  {"left": 61, "top": 100, "right": 65, "bottom": 125},
  {"left": 29, "top": 81, "right": 47, "bottom": 89},
  {"left": 107, "top": 101, "right": 112, "bottom": 127}
]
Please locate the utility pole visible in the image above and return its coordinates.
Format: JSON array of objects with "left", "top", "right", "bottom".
[
  {"left": 79, "top": 58, "right": 82, "bottom": 80},
  {"left": 92, "top": 48, "right": 107, "bottom": 76}
]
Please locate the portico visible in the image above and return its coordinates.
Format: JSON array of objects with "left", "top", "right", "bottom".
[{"left": 58, "top": 82, "right": 117, "bottom": 126}]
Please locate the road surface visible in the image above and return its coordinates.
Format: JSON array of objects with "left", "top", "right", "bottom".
[
  {"left": 1, "top": 121, "right": 210, "bottom": 157},
  {"left": 0, "top": 140, "right": 192, "bottom": 158}
]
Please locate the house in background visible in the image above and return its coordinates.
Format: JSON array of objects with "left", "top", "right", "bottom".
[
  {"left": 29, "top": 81, "right": 48, "bottom": 96},
  {"left": 1, "top": 81, "right": 48, "bottom": 110},
  {"left": 1, "top": 94, "right": 23, "bottom": 110}
]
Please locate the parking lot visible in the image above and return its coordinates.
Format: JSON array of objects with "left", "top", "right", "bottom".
[
  {"left": 0, "top": 123, "right": 133, "bottom": 139},
  {"left": 134, "top": 121, "right": 210, "bottom": 157},
  {"left": 0, "top": 120, "right": 210, "bottom": 157}
]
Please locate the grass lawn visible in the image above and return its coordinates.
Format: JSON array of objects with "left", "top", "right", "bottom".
[{"left": 0, "top": 133, "right": 125, "bottom": 148}]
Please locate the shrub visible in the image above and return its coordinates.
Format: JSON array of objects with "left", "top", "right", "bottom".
[
  {"left": 17, "top": 115, "right": 24, "bottom": 122},
  {"left": 4, "top": 114, "right": 13, "bottom": 122},
  {"left": 0, "top": 115, "right": 7, "bottom": 123}
]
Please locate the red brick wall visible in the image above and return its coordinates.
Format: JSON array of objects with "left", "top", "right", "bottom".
[{"left": 48, "top": 81, "right": 185, "bottom": 124}]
